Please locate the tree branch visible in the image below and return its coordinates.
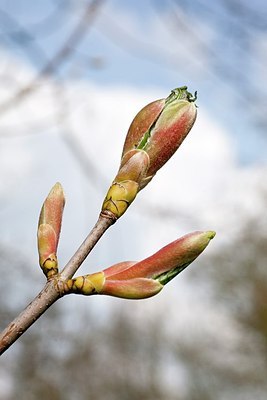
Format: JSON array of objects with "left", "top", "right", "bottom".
[
  {"left": 0, "top": 214, "right": 114, "bottom": 356},
  {"left": 60, "top": 214, "right": 115, "bottom": 280}
]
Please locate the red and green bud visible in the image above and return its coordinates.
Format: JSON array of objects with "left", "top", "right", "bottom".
[
  {"left": 66, "top": 230, "right": 215, "bottom": 299},
  {"left": 101, "top": 86, "right": 197, "bottom": 220},
  {"left": 37, "top": 183, "right": 65, "bottom": 278}
]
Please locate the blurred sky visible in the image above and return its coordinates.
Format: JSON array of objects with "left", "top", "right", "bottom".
[{"left": 0, "top": 0, "right": 266, "bottom": 163}]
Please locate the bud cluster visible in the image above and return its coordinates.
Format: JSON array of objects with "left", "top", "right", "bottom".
[
  {"left": 36, "top": 86, "right": 215, "bottom": 303},
  {"left": 101, "top": 86, "right": 197, "bottom": 220}
]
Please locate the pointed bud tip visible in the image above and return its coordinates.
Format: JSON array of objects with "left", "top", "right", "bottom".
[
  {"left": 49, "top": 182, "right": 65, "bottom": 200},
  {"left": 188, "top": 230, "right": 216, "bottom": 252},
  {"left": 205, "top": 230, "right": 216, "bottom": 240},
  {"left": 53, "top": 182, "right": 63, "bottom": 190}
]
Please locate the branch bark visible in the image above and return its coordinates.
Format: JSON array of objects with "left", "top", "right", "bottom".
[{"left": 0, "top": 214, "right": 114, "bottom": 356}]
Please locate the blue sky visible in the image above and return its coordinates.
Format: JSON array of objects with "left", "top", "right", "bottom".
[{"left": 0, "top": 0, "right": 266, "bottom": 163}]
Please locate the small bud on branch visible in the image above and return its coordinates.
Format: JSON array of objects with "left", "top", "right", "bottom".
[
  {"left": 37, "top": 183, "right": 65, "bottom": 278},
  {"left": 66, "top": 231, "right": 215, "bottom": 299}
]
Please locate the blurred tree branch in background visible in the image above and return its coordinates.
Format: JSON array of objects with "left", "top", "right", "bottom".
[{"left": 0, "top": 0, "right": 105, "bottom": 115}]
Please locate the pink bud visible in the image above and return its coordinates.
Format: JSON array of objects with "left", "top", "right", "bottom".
[
  {"left": 103, "top": 231, "right": 215, "bottom": 283},
  {"left": 122, "top": 99, "right": 166, "bottom": 156},
  {"left": 38, "top": 182, "right": 65, "bottom": 242},
  {"left": 68, "top": 231, "right": 215, "bottom": 300},
  {"left": 115, "top": 150, "right": 149, "bottom": 184},
  {"left": 101, "top": 87, "right": 197, "bottom": 220},
  {"left": 122, "top": 86, "right": 197, "bottom": 185},
  {"left": 37, "top": 183, "right": 65, "bottom": 277},
  {"left": 37, "top": 224, "right": 57, "bottom": 269}
]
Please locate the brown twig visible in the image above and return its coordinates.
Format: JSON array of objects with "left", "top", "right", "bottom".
[
  {"left": 60, "top": 214, "right": 115, "bottom": 280},
  {"left": 0, "top": 214, "right": 114, "bottom": 356}
]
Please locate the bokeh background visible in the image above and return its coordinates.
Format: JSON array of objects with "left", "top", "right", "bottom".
[{"left": 0, "top": 0, "right": 267, "bottom": 399}]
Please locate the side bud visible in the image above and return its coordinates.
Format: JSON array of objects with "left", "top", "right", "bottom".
[
  {"left": 66, "top": 230, "right": 215, "bottom": 300},
  {"left": 37, "top": 183, "right": 65, "bottom": 278}
]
